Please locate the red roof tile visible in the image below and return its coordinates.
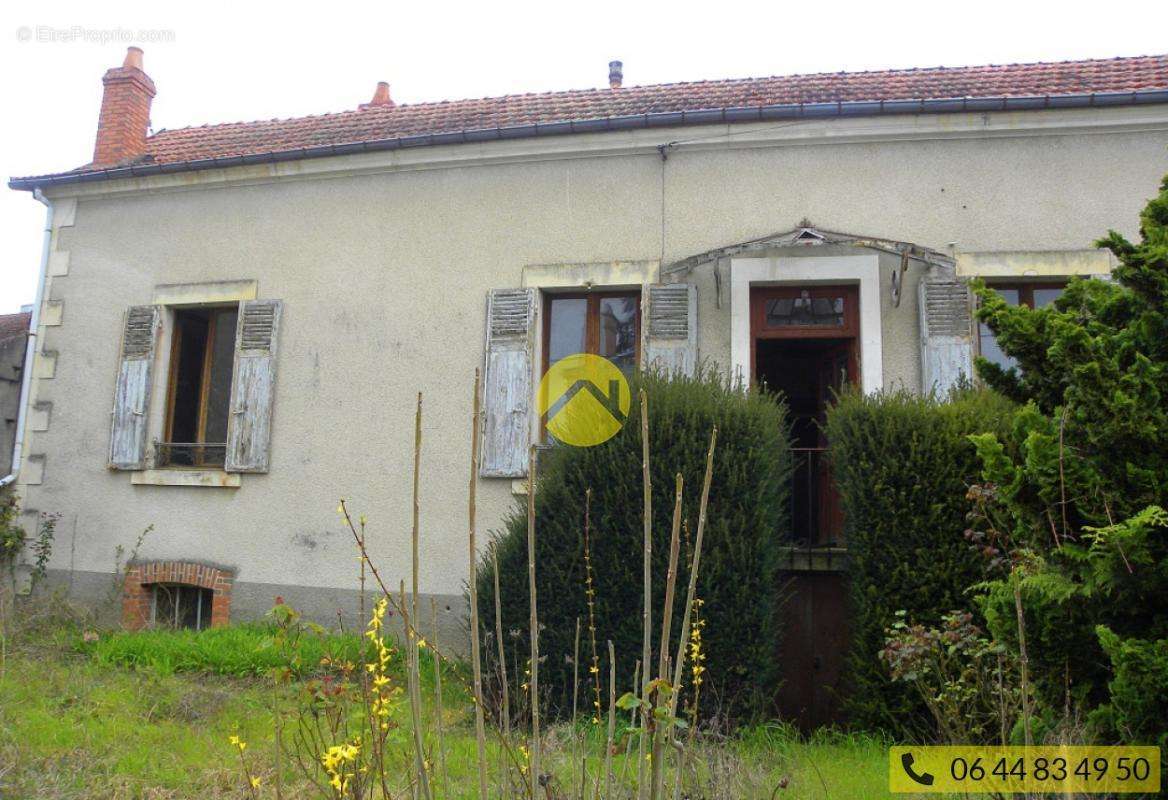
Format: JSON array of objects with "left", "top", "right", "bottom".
[
  {"left": 13, "top": 54, "right": 1168, "bottom": 185},
  {"left": 0, "top": 312, "right": 31, "bottom": 343}
]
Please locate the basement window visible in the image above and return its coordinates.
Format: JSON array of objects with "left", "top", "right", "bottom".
[
  {"left": 151, "top": 584, "right": 213, "bottom": 630},
  {"left": 159, "top": 306, "right": 237, "bottom": 468}
]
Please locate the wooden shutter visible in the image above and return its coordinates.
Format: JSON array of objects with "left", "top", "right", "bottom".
[
  {"left": 643, "top": 283, "right": 697, "bottom": 377},
  {"left": 919, "top": 275, "right": 973, "bottom": 395},
  {"left": 225, "top": 299, "right": 283, "bottom": 473},
  {"left": 480, "top": 288, "right": 536, "bottom": 478},
  {"left": 108, "top": 305, "right": 161, "bottom": 470}
]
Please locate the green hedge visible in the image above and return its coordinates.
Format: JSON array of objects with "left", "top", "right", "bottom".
[
  {"left": 477, "top": 368, "right": 792, "bottom": 722},
  {"left": 824, "top": 388, "right": 1015, "bottom": 735}
]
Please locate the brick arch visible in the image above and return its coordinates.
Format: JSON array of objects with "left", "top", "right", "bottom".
[{"left": 122, "top": 560, "right": 234, "bottom": 630}]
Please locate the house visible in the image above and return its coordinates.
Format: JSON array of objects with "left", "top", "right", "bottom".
[
  {"left": 7, "top": 49, "right": 1168, "bottom": 716},
  {"left": 0, "top": 310, "right": 32, "bottom": 477}
]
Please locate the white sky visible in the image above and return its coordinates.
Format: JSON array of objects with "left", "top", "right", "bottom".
[{"left": 2, "top": 0, "right": 1166, "bottom": 314}]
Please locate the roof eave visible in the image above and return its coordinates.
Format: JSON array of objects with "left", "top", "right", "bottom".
[{"left": 11, "top": 88, "right": 1168, "bottom": 191}]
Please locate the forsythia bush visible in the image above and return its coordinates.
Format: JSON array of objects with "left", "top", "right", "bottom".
[{"left": 478, "top": 368, "right": 792, "bottom": 722}]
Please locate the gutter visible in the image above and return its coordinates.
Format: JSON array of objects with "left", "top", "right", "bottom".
[
  {"left": 10, "top": 88, "right": 1168, "bottom": 191},
  {"left": 1, "top": 190, "right": 52, "bottom": 487}
]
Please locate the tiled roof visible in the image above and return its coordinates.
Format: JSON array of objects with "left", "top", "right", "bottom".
[
  {"left": 13, "top": 54, "right": 1168, "bottom": 186},
  {"left": 0, "top": 312, "right": 31, "bottom": 343}
]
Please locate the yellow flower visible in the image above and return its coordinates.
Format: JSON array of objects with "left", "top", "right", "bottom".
[{"left": 250, "top": 776, "right": 262, "bottom": 788}]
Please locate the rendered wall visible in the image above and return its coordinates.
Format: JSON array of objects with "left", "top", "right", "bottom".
[{"left": 15, "top": 113, "right": 1167, "bottom": 633}]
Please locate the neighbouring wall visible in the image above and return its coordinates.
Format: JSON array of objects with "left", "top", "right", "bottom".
[{"left": 0, "top": 317, "right": 29, "bottom": 477}]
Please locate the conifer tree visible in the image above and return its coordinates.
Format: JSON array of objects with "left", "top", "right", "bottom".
[{"left": 969, "top": 175, "right": 1168, "bottom": 747}]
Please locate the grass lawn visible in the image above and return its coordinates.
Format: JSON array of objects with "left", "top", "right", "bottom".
[{"left": 0, "top": 620, "right": 899, "bottom": 799}]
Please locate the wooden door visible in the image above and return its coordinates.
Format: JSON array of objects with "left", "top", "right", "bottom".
[{"left": 814, "top": 340, "right": 853, "bottom": 546}]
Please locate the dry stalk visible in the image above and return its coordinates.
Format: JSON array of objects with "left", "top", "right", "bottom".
[
  {"left": 670, "top": 428, "right": 717, "bottom": 800},
  {"left": 400, "top": 581, "right": 432, "bottom": 800},
  {"left": 491, "top": 545, "right": 511, "bottom": 786},
  {"left": 412, "top": 392, "right": 422, "bottom": 623},
  {"left": 334, "top": 500, "right": 530, "bottom": 789},
  {"left": 527, "top": 444, "right": 541, "bottom": 796},
  {"left": 431, "top": 598, "right": 449, "bottom": 796},
  {"left": 467, "top": 371, "right": 490, "bottom": 800},
  {"left": 669, "top": 427, "right": 717, "bottom": 715},
  {"left": 572, "top": 617, "right": 582, "bottom": 800},
  {"left": 605, "top": 640, "right": 616, "bottom": 800},
  {"left": 622, "top": 659, "right": 641, "bottom": 789},
  {"left": 651, "top": 473, "right": 684, "bottom": 800},
  {"left": 1014, "top": 573, "right": 1033, "bottom": 748},
  {"left": 637, "top": 389, "right": 652, "bottom": 800},
  {"left": 409, "top": 392, "right": 428, "bottom": 800}
]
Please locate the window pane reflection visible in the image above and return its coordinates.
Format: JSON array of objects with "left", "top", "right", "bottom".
[
  {"left": 979, "top": 288, "right": 1020, "bottom": 371},
  {"left": 548, "top": 297, "right": 587, "bottom": 365},
  {"left": 1033, "top": 288, "right": 1063, "bottom": 308},
  {"left": 598, "top": 296, "right": 638, "bottom": 370}
]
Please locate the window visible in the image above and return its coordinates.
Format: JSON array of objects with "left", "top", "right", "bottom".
[
  {"left": 764, "top": 293, "right": 847, "bottom": 327},
  {"left": 151, "top": 584, "right": 213, "bottom": 630},
  {"left": 977, "top": 282, "right": 1065, "bottom": 370},
  {"left": 161, "top": 306, "right": 238, "bottom": 468},
  {"left": 543, "top": 291, "right": 641, "bottom": 373}
]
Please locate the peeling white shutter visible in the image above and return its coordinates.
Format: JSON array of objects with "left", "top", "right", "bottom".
[
  {"left": 108, "top": 305, "right": 161, "bottom": 470},
  {"left": 919, "top": 274, "right": 973, "bottom": 395},
  {"left": 225, "top": 299, "right": 283, "bottom": 473},
  {"left": 643, "top": 283, "right": 697, "bottom": 377},
  {"left": 481, "top": 288, "right": 535, "bottom": 478}
]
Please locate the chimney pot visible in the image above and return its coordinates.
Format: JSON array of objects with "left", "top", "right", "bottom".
[
  {"left": 123, "top": 46, "right": 144, "bottom": 70},
  {"left": 608, "top": 60, "right": 623, "bottom": 89},
  {"left": 360, "top": 81, "right": 395, "bottom": 110},
  {"left": 92, "top": 47, "right": 156, "bottom": 167}
]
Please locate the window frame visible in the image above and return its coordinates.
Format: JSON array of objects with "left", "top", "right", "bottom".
[
  {"left": 161, "top": 304, "right": 239, "bottom": 468},
  {"left": 983, "top": 281, "right": 1067, "bottom": 311},
  {"left": 976, "top": 280, "right": 1067, "bottom": 366},
  {"left": 751, "top": 285, "right": 860, "bottom": 340},
  {"left": 540, "top": 290, "right": 642, "bottom": 376}
]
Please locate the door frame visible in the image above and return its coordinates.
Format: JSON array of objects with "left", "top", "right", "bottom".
[
  {"left": 730, "top": 254, "right": 884, "bottom": 392},
  {"left": 749, "top": 284, "right": 861, "bottom": 384}
]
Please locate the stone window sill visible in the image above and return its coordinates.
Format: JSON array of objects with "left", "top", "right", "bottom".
[{"left": 131, "top": 469, "right": 241, "bottom": 488}]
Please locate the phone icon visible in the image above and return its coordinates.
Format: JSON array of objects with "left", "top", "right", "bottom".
[{"left": 901, "top": 752, "right": 935, "bottom": 786}]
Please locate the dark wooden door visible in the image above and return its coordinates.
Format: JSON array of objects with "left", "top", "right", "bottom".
[
  {"left": 814, "top": 340, "right": 853, "bottom": 546},
  {"left": 776, "top": 572, "right": 850, "bottom": 729}
]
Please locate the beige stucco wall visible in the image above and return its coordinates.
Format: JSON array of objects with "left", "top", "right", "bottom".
[{"left": 15, "top": 108, "right": 1168, "bottom": 618}]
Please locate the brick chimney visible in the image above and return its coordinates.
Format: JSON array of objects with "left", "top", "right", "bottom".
[
  {"left": 93, "top": 47, "right": 156, "bottom": 167},
  {"left": 359, "top": 81, "right": 395, "bottom": 110}
]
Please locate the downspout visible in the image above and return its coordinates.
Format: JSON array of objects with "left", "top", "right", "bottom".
[{"left": 1, "top": 189, "right": 53, "bottom": 487}]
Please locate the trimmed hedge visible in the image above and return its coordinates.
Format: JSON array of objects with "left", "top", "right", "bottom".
[
  {"left": 824, "top": 388, "right": 1015, "bottom": 735},
  {"left": 477, "top": 368, "right": 792, "bottom": 722}
]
